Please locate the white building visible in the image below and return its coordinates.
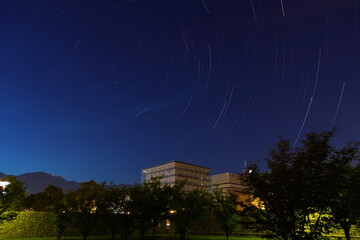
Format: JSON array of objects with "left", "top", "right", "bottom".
[{"left": 141, "top": 161, "right": 210, "bottom": 192}]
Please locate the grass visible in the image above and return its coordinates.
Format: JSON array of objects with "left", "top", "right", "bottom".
[
  {"left": 188, "top": 236, "right": 262, "bottom": 240},
  {"left": 5, "top": 235, "right": 263, "bottom": 240},
  {"left": 7, "top": 233, "right": 360, "bottom": 240},
  {"left": 10, "top": 236, "right": 360, "bottom": 240}
]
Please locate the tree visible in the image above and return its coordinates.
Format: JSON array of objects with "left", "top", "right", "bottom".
[
  {"left": 327, "top": 143, "right": 360, "bottom": 240},
  {"left": 64, "top": 180, "right": 106, "bottom": 240},
  {"left": 43, "top": 185, "right": 65, "bottom": 207},
  {"left": 127, "top": 182, "right": 153, "bottom": 239},
  {"left": 146, "top": 178, "right": 175, "bottom": 236},
  {"left": 0, "top": 176, "right": 26, "bottom": 217},
  {"left": 24, "top": 185, "right": 64, "bottom": 211},
  {"left": 242, "top": 131, "right": 336, "bottom": 240},
  {"left": 129, "top": 177, "right": 173, "bottom": 239},
  {"left": 170, "top": 188, "right": 213, "bottom": 240},
  {"left": 52, "top": 200, "right": 71, "bottom": 240},
  {"left": 212, "top": 190, "right": 240, "bottom": 239},
  {"left": 22, "top": 185, "right": 67, "bottom": 240},
  {"left": 102, "top": 186, "right": 134, "bottom": 240}
]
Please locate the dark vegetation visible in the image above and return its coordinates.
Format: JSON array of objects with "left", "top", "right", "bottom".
[
  {"left": 1, "top": 130, "right": 360, "bottom": 240},
  {"left": 241, "top": 130, "right": 360, "bottom": 240}
]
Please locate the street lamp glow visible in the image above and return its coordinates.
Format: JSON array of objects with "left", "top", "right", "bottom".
[{"left": 0, "top": 181, "right": 10, "bottom": 190}]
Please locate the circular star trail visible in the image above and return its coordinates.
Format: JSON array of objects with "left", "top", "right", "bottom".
[{"left": 0, "top": 0, "right": 359, "bottom": 184}]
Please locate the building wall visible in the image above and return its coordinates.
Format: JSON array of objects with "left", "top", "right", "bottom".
[
  {"left": 142, "top": 163, "right": 262, "bottom": 210},
  {"left": 141, "top": 161, "right": 210, "bottom": 191},
  {"left": 210, "top": 172, "right": 246, "bottom": 194},
  {"left": 210, "top": 172, "right": 264, "bottom": 210}
]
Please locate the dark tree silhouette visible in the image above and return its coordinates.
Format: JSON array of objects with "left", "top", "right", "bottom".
[
  {"left": 64, "top": 180, "right": 106, "bottom": 240},
  {"left": 242, "top": 131, "right": 337, "bottom": 240},
  {"left": 212, "top": 190, "right": 240, "bottom": 239},
  {"left": 170, "top": 187, "right": 213, "bottom": 240},
  {"left": 327, "top": 143, "right": 360, "bottom": 240}
]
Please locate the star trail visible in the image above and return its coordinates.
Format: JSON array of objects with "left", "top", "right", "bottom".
[{"left": 0, "top": 0, "right": 359, "bottom": 184}]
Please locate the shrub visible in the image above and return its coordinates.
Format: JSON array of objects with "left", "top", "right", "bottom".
[{"left": 0, "top": 211, "right": 56, "bottom": 238}]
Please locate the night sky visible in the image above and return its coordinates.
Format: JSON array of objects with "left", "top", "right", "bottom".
[{"left": 1, "top": 0, "right": 360, "bottom": 184}]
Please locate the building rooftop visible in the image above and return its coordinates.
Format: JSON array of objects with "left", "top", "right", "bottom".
[
  {"left": 142, "top": 160, "right": 211, "bottom": 171},
  {"left": 211, "top": 172, "right": 241, "bottom": 177}
]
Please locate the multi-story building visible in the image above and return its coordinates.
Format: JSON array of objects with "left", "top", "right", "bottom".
[
  {"left": 141, "top": 160, "right": 210, "bottom": 192},
  {"left": 210, "top": 172, "right": 245, "bottom": 194},
  {"left": 210, "top": 172, "right": 264, "bottom": 209}
]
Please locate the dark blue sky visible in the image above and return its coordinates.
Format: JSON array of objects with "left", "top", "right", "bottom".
[{"left": 1, "top": 0, "right": 360, "bottom": 184}]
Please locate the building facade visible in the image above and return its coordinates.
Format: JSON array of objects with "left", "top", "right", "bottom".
[
  {"left": 141, "top": 161, "right": 210, "bottom": 192},
  {"left": 210, "top": 172, "right": 245, "bottom": 194},
  {"left": 210, "top": 172, "right": 264, "bottom": 209}
]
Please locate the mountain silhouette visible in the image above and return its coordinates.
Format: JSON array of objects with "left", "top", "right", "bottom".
[
  {"left": 0, "top": 172, "right": 130, "bottom": 195},
  {"left": 0, "top": 172, "right": 80, "bottom": 194}
]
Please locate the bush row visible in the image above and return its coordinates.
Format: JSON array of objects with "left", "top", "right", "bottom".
[{"left": 0, "top": 211, "right": 56, "bottom": 238}]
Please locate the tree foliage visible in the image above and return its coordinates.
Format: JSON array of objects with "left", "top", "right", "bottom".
[
  {"left": 170, "top": 187, "right": 213, "bottom": 240},
  {"left": 0, "top": 176, "right": 26, "bottom": 217},
  {"left": 64, "top": 180, "right": 107, "bottom": 240},
  {"left": 213, "top": 190, "right": 240, "bottom": 239},
  {"left": 24, "top": 184, "right": 64, "bottom": 211},
  {"left": 326, "top": 143, "right": 360, "bottom": 240},
  {"left": 242, "top": 131, "right": 360, "bottom": 240},
  {"left": 103, "top": 185, "right": 134, "bottom": 240}
]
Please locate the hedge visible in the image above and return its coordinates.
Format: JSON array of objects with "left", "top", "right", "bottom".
[
  {"left": 0, "top": 211, "right": 110, "bottom": 239},
  {"left": 0, "top": 211, "right": 57, "bottom": 238}
]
